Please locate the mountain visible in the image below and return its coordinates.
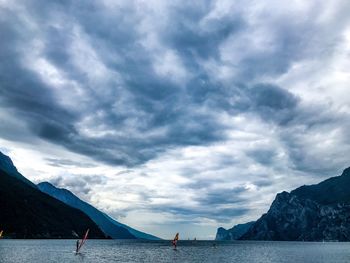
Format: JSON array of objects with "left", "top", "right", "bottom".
[
  {"left": 215, "top": 221, "right": 255, "bottom": 241},
  {"left": 37, "top": 182, "right": 160, "bottom": 240},
  {"left": 241, "top": 167, "right": 350, "bottom": 241},
  {"left": 101, "top": 212, "right": 161, "bottom": 240},
  {"left": 0, "top": 151, "right": 36, "bottom": 188},
  {"left": 290, "top": 167, "right": 350, "bottom": 205},
  {"left": 0, "top": 153, "right": 106, "bottom": 238}
]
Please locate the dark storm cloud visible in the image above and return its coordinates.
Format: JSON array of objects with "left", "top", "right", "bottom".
[
  {"left": 253, "top": 179, "right": 273, "bottom": 188},
  {"left": 152, "top": 204, "right": 249, "bottom": 223},
  {"left": 162, "top": 3, "right": 245, "bottom": 60},
  {"left": 0, "top": 0, "right": 234, "bottom": 166},
  {"left": 110, "top": 181, "right": 251, "bottom": 222},
  {"left": 45, "top": 158, "right": 97, "bottom": 168},
  {"left": 1, "top": 1, "right": 349, "bottom": 161},
  {"left": 168, "top": 206, "right": 249, "bottom": 223},
  {"left": 250, "top": 84, "right": 298, "bottom": 111},
  {"left": 224, "top": 83, "right": 301, "bottom": 126},
  {"left": 137, "top": 186, "right": 251, "bottom": 222},
  {"left": 50, "top": 174, "right": 107, "bottom": 196},
  {"left": 0, "top": 0, "right": 341, "bottom": 168},
  {"left": 246, "top": 148, "right": 279, "bottom": 165},
  {"left": 194, "top": 186, "right": 247, "bottom": 206}
]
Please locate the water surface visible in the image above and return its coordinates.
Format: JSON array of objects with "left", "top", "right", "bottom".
[{"left": 0, "top": 240, "right": 349, "bottom": 263}]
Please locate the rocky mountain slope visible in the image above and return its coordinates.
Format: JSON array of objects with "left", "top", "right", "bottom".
[
  {"left": 241, "top": 167, "right": 350, "bottom": 241},
  {"left": 216, "top": 222, "right": 255, "bottom": 240}
]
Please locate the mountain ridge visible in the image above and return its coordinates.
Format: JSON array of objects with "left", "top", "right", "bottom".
[
  {"left": 0, "top": 166, "right": 106, "bottom": 238},
  {"left": 0, "top": 151, "right": 36, "bottom": 188},
  {"left": 240, "top": 167, "right": 350, "bottom": 241},
  {"left": 37, "top": 182, "right": 160, "bottom": 240}
]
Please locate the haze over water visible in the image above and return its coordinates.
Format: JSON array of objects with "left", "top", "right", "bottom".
[{"left": 1, "top": 240, "right": 349, "bottom": 263}]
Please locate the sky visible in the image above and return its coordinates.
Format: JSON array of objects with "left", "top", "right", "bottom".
[{"left": 0, "top": 0, "right": 350, "bottom": 239}]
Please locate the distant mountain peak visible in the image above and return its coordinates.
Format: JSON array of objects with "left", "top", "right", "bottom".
[
  {"left": 37, "top": 181, "right": 53, "bottom": 189},
  {"left": 215, "top": 221, "right": 255, "bottom": 241},
  {"left": 38, "top": 181, "right": 73, "bottom": 194},
  {"left": 38, "top": 181, "right": 52, "bottom": 187},
  {"left": 37, "top": 182, "right": 77, "bottom": 201},
  {"left": 0, "top": 151, "right": 18, "bottom": 173},
  {"left": 38, "top": 181, "right": 161, "bottom": 240},
  {"left": 0, "top": 151, "right": 36, "bottom": 188}
]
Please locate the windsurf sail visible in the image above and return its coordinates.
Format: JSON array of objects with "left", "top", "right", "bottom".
[
  {"left": 77, "top": 229, "right": 89, "bottom": 253},
  {"left": 172, "top": 232, "right": 179, "bottom": 248}
]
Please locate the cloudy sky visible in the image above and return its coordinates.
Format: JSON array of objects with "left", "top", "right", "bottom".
[{"left": 1, "top": 0, "right": 350, "bottom": 239}]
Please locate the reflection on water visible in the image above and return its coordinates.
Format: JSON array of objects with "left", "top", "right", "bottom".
[{"left": 0, "top": 240, "right": 349, "bottom": 263}]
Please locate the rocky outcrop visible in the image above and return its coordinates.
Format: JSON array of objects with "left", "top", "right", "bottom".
[
  {"left": 215, "top": 221, "right": 255, "bottom": 240},
  {"left": 241, "top": 167, "right": 350, "bottom": 241}
]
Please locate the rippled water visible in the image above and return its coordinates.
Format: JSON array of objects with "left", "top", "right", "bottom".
[{"left": 1, "top": 240, "right": 350, "bottom": 263}]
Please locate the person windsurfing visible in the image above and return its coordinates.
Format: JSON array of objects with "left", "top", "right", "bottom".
[
  {"left": 172, "top": 233, "right": 179, "bottom": 249},
  {"left": 76, "top": 229, "right": 89, "bottom": 254},
  {"left": 76, "top": 240, "right": 80, "bottom": 253}
]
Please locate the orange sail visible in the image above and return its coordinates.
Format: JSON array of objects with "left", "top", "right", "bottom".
[{"left": 172, "top": 232, "right": 179, "bottom": 248}]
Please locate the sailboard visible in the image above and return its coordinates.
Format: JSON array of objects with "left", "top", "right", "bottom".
[
  {"left": 172, "top": 232, "right": 179, "bottom": 249},
  {"left": 76, "top": 229, "right": 89, "bottom": 253}
]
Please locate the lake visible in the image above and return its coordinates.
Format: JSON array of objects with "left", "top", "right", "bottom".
[{"left": 0, "top": 240, "right": 349, "bottom": 263}]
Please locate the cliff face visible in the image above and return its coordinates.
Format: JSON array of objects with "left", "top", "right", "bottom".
[
  {"left": 241, "top": 167, "right": 350, "bottom": 241},
  {"left": 215, "top": 222, "right": 255, "bottom": 240}
]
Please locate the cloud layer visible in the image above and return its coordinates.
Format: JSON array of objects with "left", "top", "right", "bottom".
[{"left": 1, "top": 0, "right": 350, "bottom": 238}]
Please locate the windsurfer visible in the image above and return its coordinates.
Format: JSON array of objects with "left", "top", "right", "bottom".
[
  {"left": 76, "top": 240, "right": 80, "bottom": 253},
  {"left": 76, "top": 229, "right": 89, "bottom": 254},
  {"left": 172, "top": 233, "right": 179, "bottom": 249}
]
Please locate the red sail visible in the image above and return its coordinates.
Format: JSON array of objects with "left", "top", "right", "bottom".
[{"left": 77, "top": 229, "right": 90, "bottom": 252}]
